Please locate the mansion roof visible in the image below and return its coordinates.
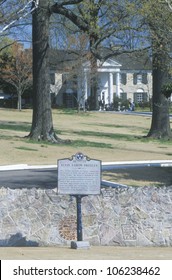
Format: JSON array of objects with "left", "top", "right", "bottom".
[
  {"left": 115, "top": 52, "right": 152, "bottom": 71},
  {"left": 49, "top": 49, "right": 152, "bottom": 73}
]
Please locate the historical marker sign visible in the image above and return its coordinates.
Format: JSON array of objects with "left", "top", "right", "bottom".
[{"left": 57, "top": 153, "right": 101, "bottom": 195}]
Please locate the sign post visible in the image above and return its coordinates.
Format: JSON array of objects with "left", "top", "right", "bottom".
[
  {"left": 76, "top": 195, "right": 83, "bottom": 241},
  {"left": 57, "top": 152, "right": 101, "bottom": 248}
]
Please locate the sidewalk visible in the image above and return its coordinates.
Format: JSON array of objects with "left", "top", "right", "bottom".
[{"left": 0, "top": 246, "right": 172, "bottom": 260}]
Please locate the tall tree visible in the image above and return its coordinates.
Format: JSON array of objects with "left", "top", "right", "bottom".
[
  {"left": 29, "top": 0, "right": 55, "bottom": 141},
  {"left": 29, "top": 0, "right": 137, "bottom": 141},
  {"left": 147, "top": 34, "right": 172, "bottom": 138},
  {"left": 30, "top": 0, "right": 73, "bottom": 142},
  {"left": 139, "top": 0, "right": 172, "bottom": 139},
  {"left": 50, "top": 0, "right": 137, "bottom": 109}
]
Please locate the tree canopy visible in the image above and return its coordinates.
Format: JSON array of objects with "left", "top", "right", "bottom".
[{"left": 0, "top": 42, "right": 32, "bottom": 110}]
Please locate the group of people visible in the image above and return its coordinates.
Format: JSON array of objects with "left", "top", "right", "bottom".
[{"left": 84, "top": 97, "right": 135, "bottom": 112}]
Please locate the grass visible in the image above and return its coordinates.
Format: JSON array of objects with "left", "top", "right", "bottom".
[
  {"left": 0, "top": 108, "right": 172, "bottom": 187},
  {"left": 24, "top": 136, "right": 113, "bottom": 149},
  {"left": 54, "top": 108, "right": 91, "bottom": 116},
  {"left": 0, "top": 122, "right": 31, "bottom": 132},
  {"left": 15, "top": 146, "right": 38, "bottom": 152},
  {"left": 0, "top": 109, "right": 171, "bottom": 164},
  {"left": 72, "top": 130, "right": 136, "bottom": 141},
  {"left": 85, "top": 122, "right": 146, "bottom": 130},
  {"left": 71, "top": 139, "right": 113, "bottom": 149}
]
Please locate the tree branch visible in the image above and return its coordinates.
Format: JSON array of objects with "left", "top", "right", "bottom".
[
  {"left": 50, "top": 3, "right": 89, "bottom": 33},
  {"left": 165, "top": 0, "right": 172, "bottom": 10},
  {"left": 53, "top": 0, "right": 83, "bottom": 6}
]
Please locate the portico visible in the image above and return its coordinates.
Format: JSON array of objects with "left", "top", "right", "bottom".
[{"left": 77, "top": 59, "right": 122, "bottom": 108}]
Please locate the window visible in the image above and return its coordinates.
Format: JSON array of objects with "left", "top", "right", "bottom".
[
  {"left": 120, "top": 73, "right": 127, "bottom": 85},
  {"left": 134, "top": 91, "right": 148, "bottom": 103},
  {"left": 142, "top": 73, "right": 148, "bottom": 84},
  {"left": 133, "top": 73, "right": 147, "bottom": 85},
  {"left": 137, "top": 92, "right": 143, "bottom": 103},
  {"left": 137, "top": 74, "right": 142, "bottom": 84}
]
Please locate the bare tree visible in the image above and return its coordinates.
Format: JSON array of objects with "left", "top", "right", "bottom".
[{"left": 0, "top": 0, "right": 38, "bottom": 50}]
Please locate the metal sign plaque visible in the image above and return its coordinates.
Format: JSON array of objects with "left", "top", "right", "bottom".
[{"left": 57, "top": 153, "right": 101, "bottom": 195}]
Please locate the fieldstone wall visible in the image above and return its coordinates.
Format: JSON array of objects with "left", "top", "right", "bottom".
[{"left": 0, "top": 185, "right": 172, "bottom": 247}]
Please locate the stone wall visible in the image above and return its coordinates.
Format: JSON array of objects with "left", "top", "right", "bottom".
[{"left": 0, "top": 185, "right": 172, "bottom": 247}]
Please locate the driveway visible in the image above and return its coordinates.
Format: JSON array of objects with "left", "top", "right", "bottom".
[{"left": 0, "top": 168, "right": 57, "bottom": 188}]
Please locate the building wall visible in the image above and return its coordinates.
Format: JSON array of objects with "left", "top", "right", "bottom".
[
  {"left": 50, "top": 73, "right": 63, "bottom": 106},
  {"left": 0, "top": 185, "right": 172, "bottom": 247},
  {"left": 50, "top": 69, "right": 153, "bottom": 108},
  {"left": 113, "top": 72, "right": 152, "bottom": 103}
]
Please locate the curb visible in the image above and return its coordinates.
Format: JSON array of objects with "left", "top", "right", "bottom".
[
  {"left": 1, "top": 160, "right": 172, "bottom": 171},
  {"left": 0, "top": 164, "right": 57, "bottom": 171}
]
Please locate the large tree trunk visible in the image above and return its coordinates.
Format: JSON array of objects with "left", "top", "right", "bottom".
[
  {"left": 147, "top": 45, "right": 172, "bottom": 139},
  {"left": 89, "top": 36, "right": 99, "bottom": 110},
  {"left": 89, "top": 54, "right": 99, "bottom": 110},
  {"left": 17, "top": 89, "right": 22, "bottom": 111},
  {"left": 29, "top": 0, "right": 61, "bottom": 142}
]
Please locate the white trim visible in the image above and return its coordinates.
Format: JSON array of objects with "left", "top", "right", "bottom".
[{"left": 116, "top": 72, "right": 121, "bottom": 98}]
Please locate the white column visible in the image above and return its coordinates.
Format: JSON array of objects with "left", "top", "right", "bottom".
[
  {"left": 84, "top": 71, "right": 88, "bottom": 101},
  {"left": 116, "top": 72, "right": 120, "bottom": 98},
  {"left": 108, "top": 72, "right": 114, "bottom": 103}
]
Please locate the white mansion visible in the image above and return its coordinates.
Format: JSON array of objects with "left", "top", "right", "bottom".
[{"left": 49, "top": 50, "right": 152, "bottom": 109}]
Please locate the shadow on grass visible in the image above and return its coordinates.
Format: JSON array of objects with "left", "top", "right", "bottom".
[
  {"left": 0, "top": 122, "right": 31, "bottom": 132},
  {"left": 24, "top": 138, "right": 113, "bottom": 149},
  {"left": 72, "top": 130, "right": 141, "bottom": 141}
]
